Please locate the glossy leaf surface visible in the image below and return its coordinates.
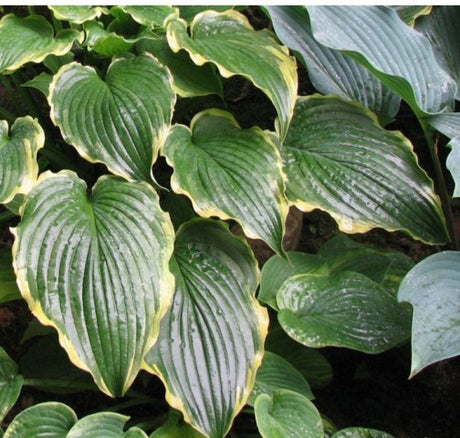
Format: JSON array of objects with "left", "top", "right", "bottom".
[
  {"left": 4, "top": 402, "right": 77, "bottom": 438},
  {"left": 49, "top": 54, "right": 175, "bottom": 182},
  {"left": 49, "top": 6, "right": 106, "bottom": 24},
  {"left": 166, "top": 10, "right": 297, "bottom": 139},
  {"left": 267, "top": 6, "right": 400, "bottom": 120},
  {"left": 0, "top": 248, "right": 21, "bottom": 304},
  {"left": 277, "top": 271, "right": 411, "bottom": 353},
  {"left": 283, "top": 96, "right": 448, "bottom": 243},
  {"left": 12, "top": 171, "right": 175, "bottom": 396},
  {"left": 398, "top": 251, "right": 460, "bottom": 376},
  {"left": 163, "top": 110, "right": 288, "bottom": 254},
  {"left": 255, "top": 390, "right": 323, "bottom": 438},
  {"left": 0, "top": 14, "right": 81, "bottom": 74},
  {"left": 0, "top": 347, "right": 23, "bottom": 424},
  {"left": 145, "top": 219, "right": 268, "bottom": 438},
  {"left": 306, "top": 6, "right": 456, "bottom": 115},
  {"left": 0, "top": 117, "right": 44, "bottom": 204}
]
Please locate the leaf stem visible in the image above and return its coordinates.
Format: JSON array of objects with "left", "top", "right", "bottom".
[{"left": 27, "top": 6, "right": 36, "bottom": 16}]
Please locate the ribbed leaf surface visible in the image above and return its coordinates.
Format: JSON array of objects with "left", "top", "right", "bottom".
[
  {"left": 49, "top": 6, "right": 106, "bottom": 24},
  {"left": 427, "top": 112, "right": 460, "bottom": 139},
  {"left": 277, "top": 272, "right": 411, "bottom": 353},
  {"left": 306, "top": 6, "right": 456, "bottom": 115},
  {"left": 267, "top": 6, "right": 400, "bottom": 120},
  {"left": 163, "top": 110, "right": 288, "bottom": 254},
  {"left": 145, "top": 219, "right": 268, "bottom": 438},
  {"left": 0, "top": 117, "right": 44, "bottom": 204},
  {"left": 12, "top": 171, "right": 175, "bottom": 396},
  {"left": 49, "top": 55, "right": 175, "bottom": 182},
  {"left": 4, "top": 402, "right": 77, "bottom": 438},
  {"left": 254, "top": 390, "right": 323, "bottom": 438},
  {"left": 0, "top": 347, "right": 23, "bottom": 424},
  {"left": 0, "top": 14, "right": 81, "bottom": 74},
  {"left": 398, "top": 251, "right": 460, "bottom": 377},
  {"left": 166, "top": 10, "right": 297, "bottom": 139},
  {"left": 283, "top": 96, "right": 448, "bottom": 243},
  {"left": 332, "top": 428, "right": 395, "bottom": 438}
]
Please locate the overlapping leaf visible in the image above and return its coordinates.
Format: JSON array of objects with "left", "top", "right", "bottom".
[
  {"left": 163, "top": 110, "right": 288, "bottom": 254},
  {"left": 0, "top": 116, "right": 44, "bottom": 205},
  {"left": 0, "top": 347, "right": 23, "bottom": 425},
  {"left": 392, "top": 6, "right": 431, "bottom": 27},
  {"left": 83, "top": 21, "right": 137, "bottom": 56},
  {"left": 283, "top": 96, "right": 448, "bottom": 243},
  {"left": 166, "top": 9, "right": 297, "bottom": 139},
  {"left": 12, "top": 171, "right": 175, "bottom": 396},
  {"left": 0, "top": 14, "right": 81, "bottom": 74},
  {"left": 150, "top": 411, "right": 206, "bottom": 438},
  {"left": 120, "top": 6, "right": 177, "bottom": 28},
  {"left": 266, "top": 6, "right": 400, "bottom": 120},
  {"left": 0, "top": 248, "right": 21, "bottom": 304},
  {"left": 398, "top": 251, "right": 460, "bottom": 377},
  {"left": 49, "top": 54, "right": 175, "bottom": 182},
  {"left": 306, "top": 6, "right": 456, "bottom": 116},
  {"left": 48, "top": 6, "right": 106, "bottom": 24},
  {"left": 145, "top": 219, "right": 268, "bottom": 438}
]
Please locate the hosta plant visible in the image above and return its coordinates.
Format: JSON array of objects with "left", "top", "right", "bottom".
[{"left": 0, "top": 5, "right": 459, "bottom": 438}]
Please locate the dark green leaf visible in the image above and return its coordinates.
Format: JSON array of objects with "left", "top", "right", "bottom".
[
  {"left": 332, "top": 428, "right": 395, "bottom": 438},
  {"left": 0, "top": 347, "right": 23, "bottom": 424},
  {"left": 22, "top": 72, "right": 52, "bottom": 97},
  {"left": 150, "top": 410, "right": 205, "bottom": 438},
  {"left": 392, "top": 6, "right": 431, "bottom": 26},
  {"left": 0, "top": 248, "right": 21, "bottom": 304},
  {"left": 83, "top": 21, "right": 136, "bottom": 56}
]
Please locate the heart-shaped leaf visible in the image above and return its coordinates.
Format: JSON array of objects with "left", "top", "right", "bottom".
[
  {"left": 0, "top": 14, "right": 82, "bottom": 74},
  {"left": 49, "top": 54, "right": 175, "bottom": 182},
  {"left": 0, "top": 347, "right": 23, "bottom": 424},
  {"left": 49, "top": 6, "right": 107, "bottom": 24},
  {"left": 3, "top": 402, "right": 77, "bottom": 438},
  {"left": 254, "top": 390, "right": 323, "bottom": 438},
  {"left": 120, "top": 6, "right": 177, "bottom": 28},
  {"left": 163, "top": 110, "right": 288, "bottom": 255},
  {"left": 266, "top": 6, "right": 400, "bottom": 120},
  {"left": 306, "top": 6, "right": 456, "bottom": 116},
  {"left": 0, "top": 117, "right": 44, "bottom": 205},
  {"left": 283, "top": 96, "right": 448, "bottom": 244},
  {"left": 398, "top": 251, "right": 460, "bottom": 377},
  {"left": 0, "top": 248, "right": 21, "bottom": 304},
  {"left": 332, "top": 428, "right": 395, "bottom": 438},
  {"left": 166, "top": 10, "right": 297, "bottom": 139},
  {"left": 12, "top": 171, "right": 175, "bottom": 396},
  {"left": 145, "top": 219, "right": 268, "bottom": 438},
  {"left": 277, "top": 271, "right": 411, "bottom": 353}
]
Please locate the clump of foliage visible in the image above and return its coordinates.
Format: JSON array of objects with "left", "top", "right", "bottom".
[{"left": 0, "top": 5, "right": 459, "bottom": 438}]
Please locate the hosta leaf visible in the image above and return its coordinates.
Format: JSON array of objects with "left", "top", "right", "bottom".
[
  {"left": 0, "top": 116, "right": 44, "bottom": 205},
  {"left": 259, "top": 252, "right": 328, "bottom": 309},
  {"left": 83, "top": 21, "right": 136, "bottom": 56},
  {"left": 4, "top": 402, "right": 77, "bottom": 438},
  {"left": 306, "top": 6, "right": 456, "bottom": 116},
  {"left": 22, "top": 72, "right": 53, "bottom": 97},
  {"left": 332, "top": 428, "right": 394, "bottom": 438},
  {"left": 49, "top": 6, "right": 107, "bottom": 24},
  {"left": 12, "top": 171, "right": 175, "bottom": 396},
  {"left": 417, "top": 7, "right": 460, "bottom": 100},
  {"left": 67, "top": 412, "right": 148, "bottom": 438},
  {"left": 0, "top": 347, "right": 23, "bottom": 424},
  {"left": 137, "top": 35, "right": 223, "bottom": 98},
  {"left": 248, "top": 351, "right": 314, "bottom": 406},
  {"left": 49, "top": 54, "right": 175, "bottom": 182},
  {"left": 426, "top": 112, "right": 460, "bottom": 139},
  {"left": 392, "top": 6, "right": 431, "bottom": 26},
  {"left": 120, "top": 6, "right": 177, "bottom": 28},
  {"left": 180, "top": 7, "right": 234, "bottom": 23},
  {"left": 150, "top": 411, "right": 206, "bottom": 438},
  {"left": 398, "top": 251, "right": 460, "bottom": 377},
  {"left": 254, "top": 390, "right": 323, "bottom": 438},
  {"left": 277, "top": 271, "right": 411, "bottom": 353},
  {"left": 283, "top": 96, "right": 448, "bottom": 244},
  {"left": 0, "top": 14, "right": 81, "bottom": 74},
  {"left": 166, "top": 10, "right": 297, "bottom": 139},
  {"left": 0, "top": 248, "right": 21, "bottom": 304},
  {"left": 266, "top": 6, "right": 400, "bottom": 120},
  {"left": 145, "top": 219, "right": 268, "bottom": 438},
  {"left": 163, "top": 110, "right": 288, "bottom": 255},
  {"left": 446, "top": 137, "right": 460, "bottom": 197}
]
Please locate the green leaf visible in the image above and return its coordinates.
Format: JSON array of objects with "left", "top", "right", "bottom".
[
  {"left": 446, "top": 137, "right": 460, "bottom": 197},
  {"left": 137, "top": 35, "right": 223, "bottom": 98},
  {"left": 166, "top": 10, "right": 297, "bottom": 139},
  {"left": 67, "top": 412, "right": 148, "bottom": 438},
  {"left": 332, "top": 428, "right": 394, "bottom": 438},
  {"left": 0, "top": 116, "right": 44, "bottom": 205},
  {"left": 49, "top": 6, "right": 107, "bottom": 24},
  {"left": 12, "top": 171, "right": 175, "bottom": 397},
  {"left": 277, "top": 271, "right": 411, "bottom": 353},
  {"left": 306, "top": 6, "right": 456, "bottom": 116},
  {"left": 83, "top": 21, "right": 136, "bottom": 56},
  {"left": 0, "top": 14, "right": 82, "bottom": 74},
  {"left": 49, "top": 55, "right": 175, "bottom": 182},
  {"left": 417, "top": 7, "right": 460, "bottom": 100},
  {"left": 392, "top": 6, "right": 431, "bottom": 26},
  {"left": 163, "top": 110, "right": 288, "bottom": 255},
  {"left": 22, "top": 72, "right": 52, "bottom": 97},
  {"left": 398, "top": 251, "right": 460, "bottom": 377},
  {"left": 43, "top": 53, "right": 75, "bottom": 75},
  {"left": 180, "top": 7, "right": 234, "bottom": 23},
  {"left": 0, "top": 347, "right": 23, "bottom": 424},
  {"left": 4, "top": 402, "right": 77, "bottom": 438},
  {"left": 426, "top": 112, "right": 460, "bottom": 139},
  {"left": 120, "top": 6, "right": 177, "bottom": 28},
  {"left": 0, "top": 248, "right": 21, "bottom": 304},
  {"left": 259, "top": 252, "right": 329, "bottom": 309},
  {"left": 254, "top": 390, "right": 323, "bottom": 438},
  {"left": 145, "top": 219, "right": 268, "bottom": 438},
  {"left": 248, "top": 351, "right": 314, "bottom": 406},
  {"left": 150, "top": 410, "right": 206, "bottom": 438},
  {"left": 266, "top": 6, "right": 400, "bottom": 120},
  {"left": 283, "top": 96, "right": 448, "bottom": 244}
]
